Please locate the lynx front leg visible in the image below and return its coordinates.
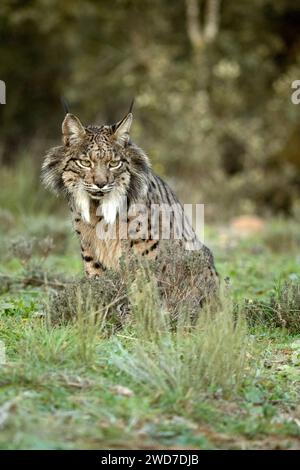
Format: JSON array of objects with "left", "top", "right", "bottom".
[
  {"left": 81, "top": 247, "right": 106, "bottom": 278},
  {"left": 74, "top": 217, "right": 106, "bottom": 278}
]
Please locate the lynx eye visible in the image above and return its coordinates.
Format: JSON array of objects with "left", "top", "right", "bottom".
[
  {"left": 77, "top": 159, "right": 92, "bottom": 168},
  {"left": 109, "top": 160, "right": 122, "bottom": 169}
]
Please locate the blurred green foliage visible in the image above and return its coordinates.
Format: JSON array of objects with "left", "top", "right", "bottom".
[{"left": 0, "top": 0, "right": 300, "bottom": 218}]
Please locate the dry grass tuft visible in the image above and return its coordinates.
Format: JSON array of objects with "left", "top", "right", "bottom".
[{"left": 111, "top": 288, "right": 250, "bottom": 397}]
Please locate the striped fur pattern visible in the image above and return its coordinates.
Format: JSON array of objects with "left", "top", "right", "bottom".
[{"left": 42, "top": 111, "right": 218, "bottom": 282}]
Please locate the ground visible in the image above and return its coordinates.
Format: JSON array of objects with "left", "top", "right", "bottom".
[{"left": 0, "top": 213, "right": 300, "bottom": 450}]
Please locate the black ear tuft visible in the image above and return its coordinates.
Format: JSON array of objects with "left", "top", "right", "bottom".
[
  {"left": 128, "top": 98, "right": 135, "bottom": 114},
  {"left": 113, "top": 113, "right": 133, "bottom": 146},
  {"left": 61, "top": 96, "right": 70, "bottom": 116}
]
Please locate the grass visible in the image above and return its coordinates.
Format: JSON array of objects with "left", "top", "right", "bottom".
[{"left": 0, "top": 169, "right": 300, "bottom": 449}]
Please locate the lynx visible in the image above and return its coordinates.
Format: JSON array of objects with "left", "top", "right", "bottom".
[{"left": 41, "top": 106, "right": 218, "bottom": 286}]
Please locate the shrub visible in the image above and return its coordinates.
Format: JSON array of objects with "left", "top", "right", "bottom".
[
  {"left": 45, "top": 273, "right": 128, "bottom": 332},
  {"left": 45, "top": 244, "right": 219, "bottom": 327}
]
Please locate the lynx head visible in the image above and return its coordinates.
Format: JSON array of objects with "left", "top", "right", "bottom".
[{"left": 42, "top": 107, "right": 150, "bottom": 224}]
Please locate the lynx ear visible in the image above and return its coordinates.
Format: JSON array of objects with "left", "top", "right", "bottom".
[
  {"left": 62, "top": 113, "right": 86, "bottom": 145},
  {"left": 113, "top": 113, "right": 133, "bottom": 146}
]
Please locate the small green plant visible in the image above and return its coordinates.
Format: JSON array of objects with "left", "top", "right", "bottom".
[{"left": 0, "top": 296, "right": 38, "bottom": 318}]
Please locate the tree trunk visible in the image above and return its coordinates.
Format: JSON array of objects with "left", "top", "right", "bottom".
[{"left": 204, "top": 0, "right": 221, "bottom": 43}]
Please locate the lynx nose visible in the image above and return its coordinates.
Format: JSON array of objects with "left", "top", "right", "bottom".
[{"left": 94, "top": 176, "right": 108, "bottom": 189}]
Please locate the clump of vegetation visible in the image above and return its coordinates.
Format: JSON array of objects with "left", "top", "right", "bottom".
[
  {"left": 45, "top": 244, "right": 219, "bottom": 327},
  {"left": 154, "top": 244, "right": 219, "bottom": 322},
  {"left": 46, "top": 273, "right": 128, "bottom": 329},
  {"left": 243, "top": 281, "right": 300, "bottom": 334}
]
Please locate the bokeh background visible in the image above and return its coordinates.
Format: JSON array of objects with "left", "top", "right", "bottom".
[{"left": 1, "top": 0, "right": 300, "bottom": 221}]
